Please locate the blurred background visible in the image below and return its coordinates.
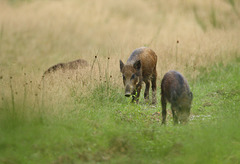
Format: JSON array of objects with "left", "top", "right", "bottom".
[{"left": 0, "top": 0, "right": 239, "bottom": 74}]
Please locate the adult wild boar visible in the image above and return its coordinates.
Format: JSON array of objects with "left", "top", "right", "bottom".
[
  {"left": 120, "top": 47, "right": 157, "bottom": 104},
  {"left": 43, "top": 59, "right": 88, "bottom": 76},
  {"left": 161, "top": 71, "right": 193, "bottom": 124}
]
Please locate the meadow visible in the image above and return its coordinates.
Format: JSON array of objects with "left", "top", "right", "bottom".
[{"left": 0, "top": 0, "right": 240, "bottom": 163}]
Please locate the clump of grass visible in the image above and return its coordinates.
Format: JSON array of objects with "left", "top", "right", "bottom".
[
  {"left": 193, "top": 6, "right": 207, "bottom": 31},
  {"left": 209, "top": 5, "right": 220, "bottom": 28},
  {"left": 227, "top": 0, "right": 240, "bottom": 18}
]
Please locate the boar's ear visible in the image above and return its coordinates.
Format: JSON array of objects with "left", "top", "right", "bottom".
[
  {"left": 133, "top": 60, "right": 141, "bottom": 71},
  {"left": 120, "top": 60, "right": 124, "bottom": 72}
]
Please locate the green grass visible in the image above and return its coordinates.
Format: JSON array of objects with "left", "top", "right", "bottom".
[{"left": 0, "top": 58, "right": 240, "bottom": 163}]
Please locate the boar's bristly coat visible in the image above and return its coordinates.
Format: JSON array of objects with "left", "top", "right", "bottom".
[
  {"left": 161, "top": 71, "right": 193, "bottom": 124},
  {"left": 120, "top": 47, "right": 157, "bottom": 104},
  {"left": 43, "top": 59, "right": 89, "bottom": 76}
]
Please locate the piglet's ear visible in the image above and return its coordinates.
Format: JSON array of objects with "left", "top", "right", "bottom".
[
  {"left": 133, "top": 60, "right": 141, "bottom": 71},
  {"left": 120, "top": 60, "right": 124, "bottom": 72}
]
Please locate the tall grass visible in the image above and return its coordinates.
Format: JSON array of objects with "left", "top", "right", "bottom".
[
  {"left": 227, "top": 0, "right": 240, "bottom": 17},
  {"left": 209, "top": 5, "right": 219, "bottom": 28},
  {"left": 0, "top": 0, "right": 239, "bottom": 78}
]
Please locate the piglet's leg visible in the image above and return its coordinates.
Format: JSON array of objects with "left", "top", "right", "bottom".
[
  {"left": 171, "top": 105, "right": 179, "bottom": 125},
  {"left": 144, "top": 80, "right": 150, "bottom": 103},
  {"left": 161, "top": 95, "right": 167, "bottom": 124}
]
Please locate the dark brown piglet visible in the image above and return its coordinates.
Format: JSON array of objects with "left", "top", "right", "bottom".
[
  {"left": 161, "top": 71, "right": 193, "bottom": 124},
  {"left": 120, "top": 47, "right": 157, "bottom": 104}
]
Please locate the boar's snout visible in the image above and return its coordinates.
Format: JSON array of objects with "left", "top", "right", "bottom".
[
  {"left": 178, "top": 111, "right": 190, "bottom": 124},
  {"left": 125, "top": 85, "right": 132, "bottom": 97}
]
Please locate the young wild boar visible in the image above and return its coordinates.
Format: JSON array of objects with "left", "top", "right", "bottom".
[
  {"left": 43, "top": 59, "right": 88, "bottom": 76},
  {"left": 161, "top": 71, "right": 193, "bottom": 124},
  {"left": 120, "top": 47, "right": 157, "bottom": 104}
]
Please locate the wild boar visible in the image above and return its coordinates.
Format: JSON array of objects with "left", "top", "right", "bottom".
[
  {"left": 161, "top": 71, "right": 193, "bottom": 124},
  {"left": 43, "top": 59, "right": 88, "bottom": 76},
  {"left": 120, "top": 47, "right": 157, "bottom": 104}
]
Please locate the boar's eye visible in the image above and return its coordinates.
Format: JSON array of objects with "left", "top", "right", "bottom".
[{"left": 131, "top": 74, "right": 135, "bottom": 80}]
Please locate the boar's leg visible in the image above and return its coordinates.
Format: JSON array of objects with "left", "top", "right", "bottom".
[
  {"left": 151, "top": 74, "right": 157, "bottom": 105},
  {"left": 161, "top": 95, "right": 167, "bottom": 124},
  {"left": 171, "top": 105, "right": 179, "bottom": 125},
  {"left": 136, "top": 84, "right": 142, "bottom": 103},
  {"left": 131, "top": 90, "right": 136, "bottom": 103},
  {"left": 144, "top": 80, "right": 150, "bottom": 103},
  {"left": 132, "top": 83, "right": 142, "bottom": 103}
]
